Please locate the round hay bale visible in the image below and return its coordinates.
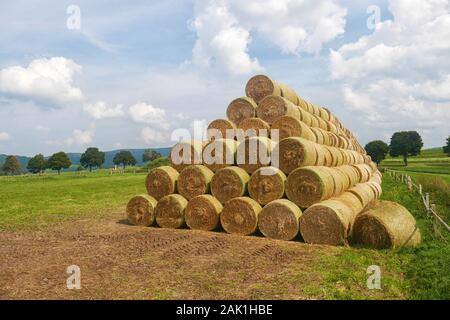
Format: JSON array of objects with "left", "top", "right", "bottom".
[
  {"left": 286, "top": 166, "right": 334, "bottom": 207},
  {"left": 318, "top": 107, "right": 330, "bottom": 122},
  {"left": 258, "top": 199, "right": 302, "bottom": 241},
  {"left": 351, "top": 164, "right": 372, "bottom": 183},
  {"left": 337, "top": 191, "right": 364, "bottom": 217},
  {"left": 314, "top": 144, "right": 328, "bottom": 166},
  {"left": 145, "top": 166, "right": 179, "bottom": 200},
  {"left": 220, "top": 197, "right": 262, "bottom": 235},
  {"left": 248, "top": 167, "right": 286, "bottom": 205},
  {"left": 300, "top": 199, "right": 355, "bottom": 245},
  {"left": 277, "top": 137, "right": 317, "bottom": 174},
  {"left": 347, "top": 184, "right": 375, "bottom": 209},
  {"left": 310, "top": 127, "right": 325, "bottom": 145},
  {"left": 277, "top": 82, "right": 299, "bottom": 105},
  {"left": 305, "top": 101, "right": 315, "bottom": 114},
  {"left": 185, "top": 195, "right": 223, "bottom": 231},
  {"left": 226, "top": 97, "right": 257, "bottom": 125},
  {"left": 323, "top": 167, "right": 349, "bottom": 195},
  {"left": 237, "top": 117, "right": 270, "bottom": 137},
  {"left": 327, "top": 121, "right": 338, "bottom": 134},
  {"left": 353, "top": 200, "right": 421, "bottom": 248},
  {"left": 245, "top": 75, "right": 282, "bottom": 104},
  {"left": 126, "top": 194, "right": 158, "bottom": 226},
  {"left": 178, "top": 165, "right": 214, "bottom": 200},
  {"left": 369, "top": 161, "right": 378, "bottom": 172},
  {"left": 271, "top": 115, "right": 315, "bottom": 141},
  {"left": 257, "top": 95, "right": 300, "bottom": 125},
  {"left": 317, "top": 117, "right": 328, "bottom": 131},
  {"left": 155, "top": 194, "right": 188, "bottom": 229},
  {"left": 203, "top": 139, "right": 237, "bottom": 172},
  {"left": 236, "top": 136, "right": 272, "bottom": 174},
  {"left": 211, "top": 166, "right": 250, "bottom": 204},
  {"left": 367, "top": 181, "right": 382, "bottom": 198},
  {"left": 370, "top": 174, "right": 382, "bottom": 185},
  {"left": 207, "top": 119, "right": 236, "bottom": 140},
  {"left": 309, "top": 114, "right": 320, "bottom": 128},
  {"left": 297, "top": 107, "right": 313, "bottom": 127},
  {"left": 336, "top": 165, "right": 360, "bottom": 187},
  {"left": 169, "top": 140, "right": 203, "bottom": 172},
  {"left": 328, "top": 147, "right": 344, "bottom": 166}
]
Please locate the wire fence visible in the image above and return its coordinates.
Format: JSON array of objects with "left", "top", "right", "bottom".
[{"left": 384, "top": 169, "right": 450, "bottom": 238}]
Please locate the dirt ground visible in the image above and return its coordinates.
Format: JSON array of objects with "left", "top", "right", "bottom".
[{"left": 0, "top": 209, "right": 343, "bottom": 299}]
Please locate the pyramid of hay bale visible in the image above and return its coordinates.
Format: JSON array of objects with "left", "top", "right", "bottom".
[{"left": 126, "top": 74, "right": 420, "bottom": 249}]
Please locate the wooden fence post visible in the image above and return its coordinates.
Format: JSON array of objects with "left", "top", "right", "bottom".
[
  {"left": 431, "top": 204, "right": 438, "bottom": 236},
  {"left": 419, "top": 184, "right": 422, "bottom": 195}
]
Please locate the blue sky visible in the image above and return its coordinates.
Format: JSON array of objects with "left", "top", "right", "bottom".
[{"left": 0, "top": 0, "right": 449, "bottom": 156}]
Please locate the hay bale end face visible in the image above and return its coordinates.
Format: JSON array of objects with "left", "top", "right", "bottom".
[
  {"left": 226, "top": 97, "right": 257, "bottom": 125},
  {"left": 353, "top": 200, "right": 421, "bottom": 249},
  {"left": 185, "top": 195, "right": 223, "bottom": 231},
  {"left": 277, "top": 137, "right": 317, "bottom": 174},
  {"left": 169, "top": 140, "right": 203, "bottom": 172},
  {"left": 155, "top": 194, "right": 188, "bottom": 229},
  {"left": 245, "top": 74, "right": 281, "bottom": 103},
  {"left": 178, "top": 165, "right": 214, "bottom": 200},
  {"left": 207, "top": 119, "right": 236, "bottom": 140},
  {"left": 258, "top": 199, "right": 302, "bottom": 241},
  {"left": 145, "top": 166, "right": 179, "bottom": 200},
  {"left": 300, "top": 199, "right": 355, "bottom": 245},
  {"left": 126, "top": 194, "right": 158, "bottom": 226},
  {"left": 286, "top": 166, "right": 334, "bottom": 208},
  {"left": 220, "top": 197, "right": 262, "bottom": 235},
  {"left": 257, "top": 95, "right": 300, "bottom": 125},
  {"left": 237, "top": 117, "right": 270, "bottom": 137},
  {"left": 236, "top": 136, "right": 272, "bottom": 174},
  {"left": 271, "top": 115, "right": 316, "bottom": 141},
  {"left": 248, "top": 167, "right": 286, "bottom": 205},
  {"left": 211, "top": 166, "right": 250, "bottom": 204}
]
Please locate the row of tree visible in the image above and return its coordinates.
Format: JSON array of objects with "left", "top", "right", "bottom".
[
  {"left": 364, "top": 131, "right": 431, "bottom": 166},
  {"left": 1, "top": 148, "right": 163, "bottom": 175}
]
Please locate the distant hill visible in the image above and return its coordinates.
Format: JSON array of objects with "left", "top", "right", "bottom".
[{"left": 0, "top": 147, "right": 171, "bottom": 173}]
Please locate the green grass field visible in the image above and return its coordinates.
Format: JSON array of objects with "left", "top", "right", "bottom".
[{"left": 0, "top": 167, "right": 449, "bottom": 299}]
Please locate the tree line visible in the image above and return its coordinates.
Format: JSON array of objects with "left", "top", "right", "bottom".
[
  {"left": 0, "top": 148, "right": 163, "bottom": 176},
  {"left": 365, "top": 131, "right": 450, "bottom": 166}
]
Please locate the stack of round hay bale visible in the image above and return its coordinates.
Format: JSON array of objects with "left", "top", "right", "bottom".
[{"left": 125, "top": 74, "right": 420, "bottom": 249}]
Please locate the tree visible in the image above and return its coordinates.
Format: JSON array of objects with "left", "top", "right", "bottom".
[
  {"left": 389, "top": 131, "right": 423, "bottom": 166},
  {"left": 113, "top": 150, "right": 136, "bottom": 169},
  {"left": 365, "top": 140, "right": 389, "bottom": 165},
  {"left": 145, "top": 156, "right": 169, "bottom": 171},
  {"left": 2, "top": 155, "right": 21, "bottom": 175},
  {"left": 443, "top": 136, "right": 450, "bottom": 156},
  {"left": 47, "top": 152, "right": 71, "bottom": 174},
  {"left": 80, "top": 147, "right": 105, "bottom": 172},
  {"left": 27, "top": 154, "right": 47, "bottom": 174},
  {"left": 142, "top": 149, "right": 162, "bottom": 163}
]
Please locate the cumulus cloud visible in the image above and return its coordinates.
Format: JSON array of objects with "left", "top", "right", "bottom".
[
  {"left": 0, "top": 132, "right": 10, "bottom": 141},
  {"left": 141, "top": 127, "right": 168, "bottom": 145},
  {"left": 189, "top": 0, "right": 346, "bottom": 75},
  {"left": 129, "top": 102, "right": 169, "bottom": 129},
  {"left": 329, "top": 0, "right": 450, "bottom": 145},
  {"left": 83, "top": 101, "right": 124, "bottom": 119},
  {"left": 0, "top": 57, "right": 84, "bottom": 104},
  {"left": 65, "top": 124, "right": 95, "bottom": 146}
]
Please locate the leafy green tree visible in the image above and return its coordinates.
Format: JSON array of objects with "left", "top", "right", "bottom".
[
  {"left": 113, "top": 150, "right": 137, "bottom": 169},
  {"left": 443, "top": 136, "right": 450, "bottom": 156},
  {"left": 80, "top": 147, "right": 105, "bottom": 172},
  {"left": 142, "top": 149, "right": 162, "bottom": 163},
  {"left": 47, "top": 152, "right": 71, "bottom": 174},
  {"left": 2, "top": 155, "right": 22, "bottom": 175},
  {"left": 389, "top": 131, "right": 423, "bottom": 166},
  {"left": 365, "top": 140, "right": 389, "bottom": 165},
  {"left": 27, "top": 154, "right": 47, "bottom": 174}
]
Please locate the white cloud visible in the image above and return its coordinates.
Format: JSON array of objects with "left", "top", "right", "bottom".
[
  {"left": 65, "top": 124, "right": 95, "bottom": 147},
  {"left": 329, "top": 0, "right": 450, "bottom": 145},
  {"left": 141, "top": 127, "right": 168, "bottom": 145},
  {"left": 83, "top": 101, "right": 124, "bottom": 119},
  {"left": 129, "top": 102, "right": 169, "bottom": 129},
  {"left": 189, "top": 0, "right": 346, "bottom": 75},
  {"left": 0, "top": 132, "right": 10, "bottom": 141},
  {"left": 0, "top": 57, "right": 84, "bottom": 104}
]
